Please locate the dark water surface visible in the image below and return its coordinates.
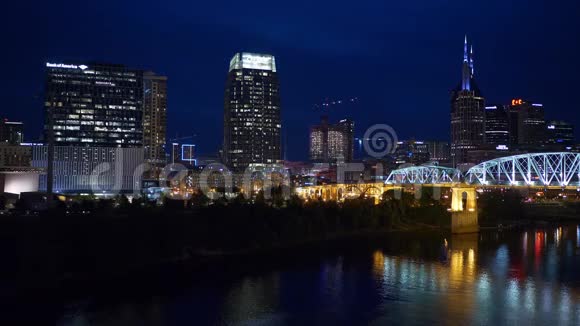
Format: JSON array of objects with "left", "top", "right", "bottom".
[{"left": 56, "top": 225, "right": 580, "bottom": 325}]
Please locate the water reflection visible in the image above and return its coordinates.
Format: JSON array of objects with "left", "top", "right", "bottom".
[{"left": 59, "top": 225, "right": 580, "bottom": 325}]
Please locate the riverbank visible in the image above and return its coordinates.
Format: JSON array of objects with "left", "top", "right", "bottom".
[
  {"left": 1, "top": 199, "right": 448, "bottom": 300},
  {"left": 2, "top": 195, "right": 577, "bottom": 301}
]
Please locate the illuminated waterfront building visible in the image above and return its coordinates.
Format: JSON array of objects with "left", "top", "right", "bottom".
[
  {"left": 223, "top": 53, "right": 281, "bottom": 171},
  {"left": 42, "top": 62, "right": 147, "bottom": 193},
  {"left": 484, "top": 105, "right": 510, "bottom": 146},
  {"left": 508, "top": 99, "right": 546, "bottom": 146},
  {"left": 309, "top": 116, "right": 354, "bottom": 163},
  {"left": 44, "top": 62, "right": 144, "bottom": 147},
  {"left": 143, "top": 72, "right": 167, "bottom": 164},
  {"left": 450, "top": 36, "right": 485, "bottom": 166},
  {"left": 32, "top": 145, "right": 143, "bottom": 194}
]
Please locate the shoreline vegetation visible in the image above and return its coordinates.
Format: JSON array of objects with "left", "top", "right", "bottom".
[{"left": 1, "top": 189, "right": 579, "bottom": 298}]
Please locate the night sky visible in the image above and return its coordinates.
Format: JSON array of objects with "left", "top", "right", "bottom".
[{"left": 3, "top": 0, "right": 579, "bottom": 160}]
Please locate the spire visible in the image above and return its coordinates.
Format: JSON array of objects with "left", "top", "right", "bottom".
[
  {"left": 463, "top": 35, "right": 469, "bottom": 62},
  {"left": 469, "top": 44, "right": 474, "bottom": 77},
  {"left": 461, "top": 35, "right": 471, "bottom": 91}
]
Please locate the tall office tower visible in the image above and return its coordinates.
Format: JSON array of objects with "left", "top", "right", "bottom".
[
  {"left": 546, "top": 120, "right": 575, "bottom": 145},
  {"left": 484, "top": 105, "right": 510, "bottom": 146},
  {"left": 329, "top": 119, "right": 354, "bottom": 162},
  {"left": 508, "top": 99, "right": 546, "bottom": 146},
  {"left": 0, "top": 119, "right": 24, "bottom": 144},
  {"left": 143, "top": 72, "right": 167, "bottom": 164},
  {"left": 450, "top": 36, "right": 485, "bottom": 166},
  {"left": 42, "top": 62, "right": 145, "bottom": 193},
  {"left": 223, "top": 53, "right": 281, "bottom": 171},
  {"left": 45, "top": 62, "right": 144, "bottom": 146},
  {"left": 309, "top": 116, "right": 354, "bottom": 163},
  {"left": 309, "top": 116, "right": 328, "bottom": 161}
]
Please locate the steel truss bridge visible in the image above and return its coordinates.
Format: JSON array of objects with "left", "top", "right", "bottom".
[
  {"left": 385, "top": 165, "right": 463, "bottom": 185},
  {"left": 465, "top": 152, "right": 580, "bottom": 187},
  {"left": 296, "top": 153, "right": 580, "bottom": 202}
]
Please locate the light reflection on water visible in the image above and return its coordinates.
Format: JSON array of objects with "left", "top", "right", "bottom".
[{"left": 60, "top": 225, "right": 580, "bottom": 325}]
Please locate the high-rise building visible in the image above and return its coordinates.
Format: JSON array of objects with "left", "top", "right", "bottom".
[
  {"left": 0, "top": 119, "right": 24, "bottom": 144},
  {"left": 450, "top": 37, "right": 485, "bottom": 166},
  {"left": 42, "top": 62, "right": 146, "bottom": 193},
  {"left": 508, "top": 99, "right": 546, "bottom": 146},
  {"left": 484, "top": 105, "right": 510, "bottom": 146},
  {"left": 309, "top": 117, "right": 328, "bottom": 162},
  {"left": 223, "top": 53, "right": 281, "bottom": 171},
  {"left": 309, "top": 116, "right": 354, "bottom": 163},
  {"left": 143, "top": 72, "right": 167, "bottom": 164},
  {"left": 546, "top": 120, "right": 575, "bottom": 145},
  {"left": 44, "top": 62, "right": 144, "bottom": 147}
]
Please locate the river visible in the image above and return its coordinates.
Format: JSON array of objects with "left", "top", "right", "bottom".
[{"left": 55, "top": 224, "right": 580, "bottom": 325}]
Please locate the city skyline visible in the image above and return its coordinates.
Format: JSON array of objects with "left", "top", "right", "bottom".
[{"left": 3, "top": 1, "right": 580, "bottom": 161}]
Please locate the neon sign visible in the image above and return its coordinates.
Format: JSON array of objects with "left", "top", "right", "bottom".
[
  {"left": 46, "top": 63, "right": 88, "bottom": 70},
  {"left": 511, "top": 99, "right": 524, "bottom": 106}
]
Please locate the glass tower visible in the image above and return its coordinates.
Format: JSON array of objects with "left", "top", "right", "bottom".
[
  {"left": 451, "top": 37, "right": 485, "bottom": 166},
  {"left": 223, "top": 53, "right": 281, "bottom": 171},
  {"left": 44, "top": 62, "right": 143, "bottom": 147}
]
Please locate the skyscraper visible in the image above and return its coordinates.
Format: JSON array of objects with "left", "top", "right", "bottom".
[
  {"left": 41, "top": 62, "right": 145, "bottom": 193},
  {"left": 223, "top": 53, "right": 281, "bottom": 171},
  {"left": 44, "top": 62, "right": 144, "bottom": 147},
  {"left": 450, "top": 36, "right": 485, "bottom": 166},
  {"left": 309, "top": 116, "right": 354, "bottom": 163},
  {"left": 484, "top": 105, "right": 510, "bottom": 146},
  {"left": 143, "top": 72, "right": 167, "bottom": 164},
  {"left": 508, "top": 99, "right": 546, "bottom": 146}
]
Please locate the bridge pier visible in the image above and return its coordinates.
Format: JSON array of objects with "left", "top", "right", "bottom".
[{"left": 450, "top": 186, "right": 479, "bottom": 234}]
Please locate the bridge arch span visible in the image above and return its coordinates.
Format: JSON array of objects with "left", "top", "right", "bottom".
[
  {"left": 385, "top": 165, "right": 463, "bottom": 185},
  {"left": 466, "top": 152, "right": 580, "bottom": 187}
]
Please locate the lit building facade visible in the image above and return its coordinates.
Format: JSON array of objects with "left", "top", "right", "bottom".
[
  {"left": 394, "top": 140, "right": 430, "bottom": 166},
  {"left": 143, "top": 72, "right": 167, "bottom": 164},
  {"left": 0, "top": 119, "right": 24, "bottom": 144},
  {"left": 223, "top": 53, "right": 281, "bottom": 171},
  {"left": 32, "top": 145, "right": 144, "bottom": 194},
  {"left": 44, "top": 62, "right": 144, "bottom": 147},
  {"left": 42, "top": 62, "right": 146, "bottom": 193},
  {"left": 508, "top": 99, "right": 546, "bottom": 145},
  {"left": 546, "top": 120, "right": 575, "bottom": 145},
  {"left": 309, "top": 116, "right": 354, "bottom": 163},
  {"left": 484, "top": 105, "right": 510, "bottom": 146},
  {"left": 450, "top": 37, "right": 485, "bottom": 166}
]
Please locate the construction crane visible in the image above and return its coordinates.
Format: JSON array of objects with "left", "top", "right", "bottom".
[{"left": 313, "top": 97, "right": 358, "bottom": 110}]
